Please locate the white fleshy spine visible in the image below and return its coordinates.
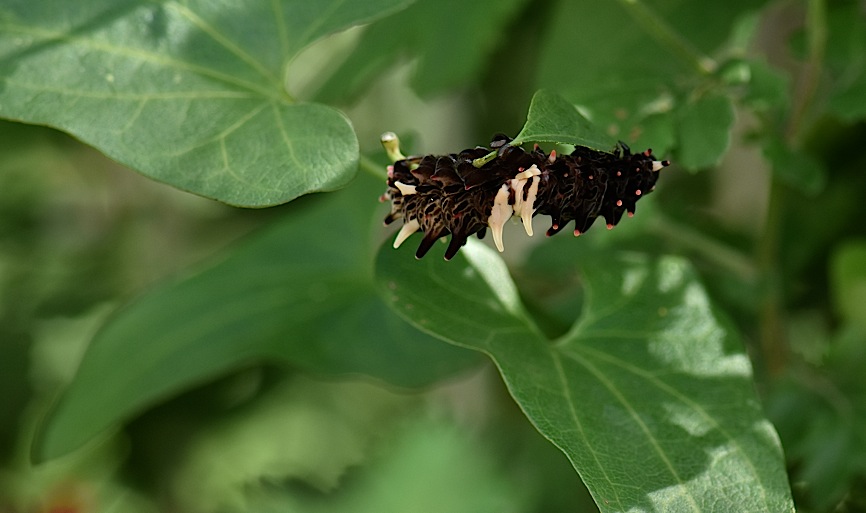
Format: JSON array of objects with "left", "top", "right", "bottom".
[
  {"left": 510, "top": 165, "right": 541, "bottom": 236},
  {"left": 488, "top": 184, "right": 513, "bottom": 252},
  {"left": 393, "top": 218, "right": 420, "bottom": 249},
  {"left": 394, "top": 181, "right": 417, "bottom": 196}
]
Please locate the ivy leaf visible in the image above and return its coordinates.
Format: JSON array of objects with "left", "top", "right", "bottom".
[
  {"left": 0, "top": 0, "right": 412, "bottom": 206},
  {"left": 511, "top": 90, "right": 618, "bottom": 151},
  {"left": 34, "top": 173, "right": 479, "bottom": 462},
  {"left": 376, "top": 240, "right": 794, "bottom": 513}
]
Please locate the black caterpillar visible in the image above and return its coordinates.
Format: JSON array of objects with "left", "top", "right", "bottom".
[{"left": 380, "top": 132, "right": 669, "bottom": 260}]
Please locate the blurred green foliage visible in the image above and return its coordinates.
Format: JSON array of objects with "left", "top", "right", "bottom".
[{"left": 1, "top": 0, "right": 865, "bottom": 511}]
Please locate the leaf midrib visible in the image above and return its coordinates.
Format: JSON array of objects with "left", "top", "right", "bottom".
[
  {"left": 568, "top": 341, "right": 773, "bottom": 511},
  {"left": 0, "top": 20, "right": 288, "bottom": 102},
  {"left": 168, "top": 2, "right": 280, "bottom": 85},
  {"left": 563, "top": 344, "right": 703, "bottom": 512},
  {"left": 550, "top": 350, "right": 627, "bottom": 511}
]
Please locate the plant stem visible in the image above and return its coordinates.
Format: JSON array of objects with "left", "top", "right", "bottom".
[
  {"left": 757, "top": 0, "right": 827, "bottom": 377},
  {"left": 360, "top": 154, "right": 388, "bottom": 181},
  {"left": 615, "top": 0, "right": 717, "bottom": 76},
  {"left": 785, "top": 0, "right": 827, "bottom": 143},
  {"left": 647, "top": 215, "right": 758, "bottom": 282},
  {"left": 756, "top": 183, "right": 786, "bottom": 377}
]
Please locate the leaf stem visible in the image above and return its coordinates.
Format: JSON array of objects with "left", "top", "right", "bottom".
[
  {"left": 360, "top": 154, "right": 388, "bottom": 181},
  {"left": 757, "top": 0, "right": 827, "bottom": 377},
  {"left": 614, "top": 0, "right": 717, "bottom": 76},
  {"left": 785, "top": 0, "right": 827, "bottom": 143},
  {"left": 647, "top": 215, "right": 758, "bottom": 282},
  {"left": 472, "top": 150, "right": 498, "bottom": 168}
]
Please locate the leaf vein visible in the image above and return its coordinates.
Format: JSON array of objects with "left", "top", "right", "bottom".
[
  {"left": 168, "top": 2, "right": 280, "bottom": 85},
  {"left": 572, "top": 344, "right": 772, "bottom": 510},
  {"left": 550, "top": 351, "right": 627, "bottom": 512},
  {"left": 3, "top": 79, "right": 259, "bottom": 100},
  {"left": 296, "top": 0, "right": 347, "bottom": 49},
  {"left": 564, "top": 349, "right": 703, "bottom": 512},
  {"left": 0, "top": 22, "right": 282, "bottom": 101},
  {"left": 270, "top": 0, "right": 290, "bottom": 64}
]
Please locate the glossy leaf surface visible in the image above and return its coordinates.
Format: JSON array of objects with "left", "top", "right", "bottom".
[
  {"left": 0, "top": 0, "right": 412, "bottom": 206},
  {"left": 376, "top": 241, "right": 794, "bottom": 513}
]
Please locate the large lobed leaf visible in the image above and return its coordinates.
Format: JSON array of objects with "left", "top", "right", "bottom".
[
  {"left": 0, "top": 0, "right": 413, "bottom": 206},
  {"left": 34, "top": 173, "right": 478, "bottom": 462},
  {"left": 376, "top": 241, "right": 794, "bottom": 513}
]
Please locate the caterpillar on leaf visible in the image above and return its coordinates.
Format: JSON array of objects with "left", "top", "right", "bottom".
[{"left": 380, "top": 132, "right": 669, "bottom": 260}]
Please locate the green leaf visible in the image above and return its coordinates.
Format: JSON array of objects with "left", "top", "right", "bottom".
[
  {"left": 676, "top": 93, "right": 735, "bottom": 170},
  {"left": 171, "top": 376, "right": 414, "bottom": 511},
  {"left": 720, "top": 59, "right": 791, "bottom": 112},
  {"left": 316, "top": 0, "right": 527, "bottom": 102},
  {"left": 535, "top": 0, "right": 762, "bottom": 160},
  {"left": 824, "top": 2, "right": 866, "bottom": 121},
  {"left": 512, "top": 90, "right": 618, "bottom": 150},
  {"left": 762, "top": 137, "right": 826, "bottom": 195},
  {"left": 0, "top": 0, "right": 413, "bottom": 206},
  {"left": 828, "top": 73, "right": 866, "bottom": 121},
  {"left": 375, "top": 241, "right": 794, "bottom": 513},
  {"left": 830, "top": 241, "right": 866, "bottom": 330},
  {"left": 744, "top": 60, "right": 791, "bottom": 112},
  {"left": 34, "top": 173, "right": 479, "bottom": 462}
]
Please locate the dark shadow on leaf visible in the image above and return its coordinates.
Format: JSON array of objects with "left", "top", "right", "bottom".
[{"left": 33, "top": 172, "right": 480, "bottom": 462}]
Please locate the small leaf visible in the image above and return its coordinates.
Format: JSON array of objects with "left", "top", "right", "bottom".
[
  {"left": 828, "top": 73, "right": 866, "bottom": 121},
  {"left": 722, "top": 11, "right": 762, "bottom": 56},
  {"left": 676, "top": 93, "right": 735, "bottom": 170},
  {"left": 0, "top": 0, "right": 412, "bottom": 206},
  {"left": 824, "top": 1, "right": 866, "bottom": 121},
  {"left": 535, "top": 0, "right": 759, "bottom": 163},
  {"left": 630, "top": 111, "right": 677, "bottom": 157},
  {"left": 762, "top": 137, "right": 826, "bottom": 195},
  {"left": 741, "top": 60, "right": 791, "bottom": 112},
  {"left": 34, "top": 173, "right": 479, "bottom": 462},
  {"left": 830, "top": 241, "right": 866, "bottom": 330},
  {"left": 376, "top": 241, "right": 794, "bottom": 513},
  {"left": 512, "top": 90, "right": 617, "bottom": 150}
]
